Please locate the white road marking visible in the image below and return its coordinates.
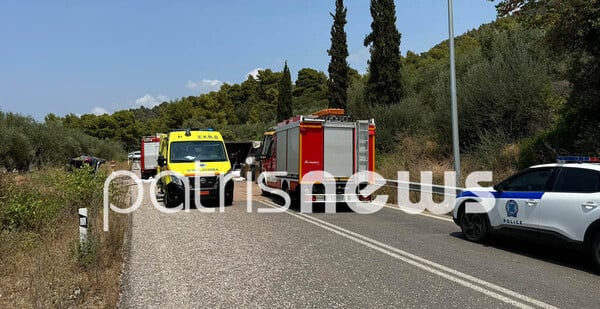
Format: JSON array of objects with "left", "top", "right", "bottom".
[{"left": 259, "top": 199, "right": 558, "bottom": 309}]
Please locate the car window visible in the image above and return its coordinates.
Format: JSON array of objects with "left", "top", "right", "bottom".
[
  {"left": 552, "top": 167, "right": 600, "bottom": 193},
  {"left": 500, "top": 168, "right": 554, "bottom": 192},
  {"left": 261, "top": 135, "right": 274, "bottom": 157}
]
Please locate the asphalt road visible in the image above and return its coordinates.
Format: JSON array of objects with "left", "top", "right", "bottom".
[{"left": 118, "top": 181, "right": 600, "bottom": 308}]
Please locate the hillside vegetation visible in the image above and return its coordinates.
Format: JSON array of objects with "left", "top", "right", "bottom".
[
  {"left": 46, "top": 17, "right": 584, "bottom": 178},
  {"left": 3, "top": 10, "right": 598, "bottom": 180},
  {"left": 0, "top": 112, "right": 123, "bottom": 171}
]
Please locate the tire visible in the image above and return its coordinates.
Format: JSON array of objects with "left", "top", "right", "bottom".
[
  {"left": 459, "top": 207, "right": 489, "bottom": 243},
  {"left": 164, "top": 188, "right": 180, "bottom": 208},
  {"left": 288, "top": 186, "right": 299, "bottom": 207},
  {"left": 592, "top": 232, "right": 600, "bottom": 273},
  {"left": 276, "top": 182, "right": 288, "bottom": 206},
  {"left": 225, "top": 182, "right": 234, "bottom": 206},
  {"left": 163, "top": 189, "right": 170, "bottom": 207}
]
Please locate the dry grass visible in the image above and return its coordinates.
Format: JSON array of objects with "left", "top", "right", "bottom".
[
  {"left": 0, "top": 166, "right": 131, "bottom": 308},
  {"left": 375, "top": 134, "right": 520, "bottom": 205}
]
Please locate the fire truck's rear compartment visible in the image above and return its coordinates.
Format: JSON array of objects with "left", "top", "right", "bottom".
[{"left": 273, "top": 110, "right": 374, "bottom": 203}]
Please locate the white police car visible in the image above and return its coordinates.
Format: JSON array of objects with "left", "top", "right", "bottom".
[{"left": 453, "top": 156, "right": 600, "bottom": 271}]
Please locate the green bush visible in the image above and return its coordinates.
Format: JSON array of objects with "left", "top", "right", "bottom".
[
  {"left": 0, "top": 184, "right": 59, "bottom": 231},
  {"left": 0, "top": 167, "right": 108, "bottom": 232}
]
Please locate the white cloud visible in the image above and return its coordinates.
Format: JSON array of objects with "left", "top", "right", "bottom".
[
  {"left": 134, "top": 94, "right": 168, "bottom": 107},
  {"left": 85, "top": 94, "right": 167, "bottom": 117},
  {"left": 185, "top": 79, "right": 223, "bottom": 93},
  {"left": 91, "top": 107, "right": 109, "bottom": 115},
  {"left": 246, "top": 68, "right": 263, "bottom": 79}
]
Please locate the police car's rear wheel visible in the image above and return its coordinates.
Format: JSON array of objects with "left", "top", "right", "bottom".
[
  {"left": 592, "top": 232, "right": 600, "bottom": 272},
  {"left": 459, "top": 210, "right": 489, "bottom": 243}
]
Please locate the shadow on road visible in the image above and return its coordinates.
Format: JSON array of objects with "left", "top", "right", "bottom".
[
  {"left": 265, "top": 194, "right": 356, "bottom": 213},
  {"left": 449, "top": 232, "right": 597, "bottom": 274}
]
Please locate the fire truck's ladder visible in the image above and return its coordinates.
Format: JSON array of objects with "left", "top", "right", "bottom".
[{"left": 357, "top": 121, "right": 370, "bottom": 172}]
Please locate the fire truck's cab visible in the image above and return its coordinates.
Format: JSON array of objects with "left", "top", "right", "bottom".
[{"left": 259, "top": 130, "right": 276, "bottom": 178}]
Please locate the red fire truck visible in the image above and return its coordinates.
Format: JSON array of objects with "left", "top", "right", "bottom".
[
  {"left": 140, "top": 135, "right": 161, "bottom": 179},
  {"left": 259, "top": 109, "right": 375, "bottom": 203}
]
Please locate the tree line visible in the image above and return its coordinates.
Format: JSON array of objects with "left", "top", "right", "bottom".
[
  {"left": 2, "top": 0, "right": 598, "bottom": 171},
  {"left": 0, "top": 112, "right": 123, "bottom": 171}
]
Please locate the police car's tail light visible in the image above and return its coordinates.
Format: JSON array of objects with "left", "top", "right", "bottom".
[{"left": 556, "top": 156, "right": 600, "bottom": 163}]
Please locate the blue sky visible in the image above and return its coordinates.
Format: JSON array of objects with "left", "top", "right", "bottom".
[{"left": 0, "top": 0, "right": 498, "bottom": 121}]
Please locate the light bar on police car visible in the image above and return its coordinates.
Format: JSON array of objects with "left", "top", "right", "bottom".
[{"left": 556, "top": 156, "right": 600, "bottom": 163}]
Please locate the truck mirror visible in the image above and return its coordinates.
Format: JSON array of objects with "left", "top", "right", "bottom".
[{"left": 157, "top": 155, "right": 166, "bottom": 167}]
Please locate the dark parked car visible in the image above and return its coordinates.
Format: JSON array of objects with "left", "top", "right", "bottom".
[{"left": 69, "top": 155, "right": 106, "bottom": 172}]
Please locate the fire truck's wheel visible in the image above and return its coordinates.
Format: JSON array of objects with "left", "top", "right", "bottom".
[
  {"left": 288, "top": 187, "right": 299, "bottom": 204},
  {"left": 281, "top": 182, "right": 290, "bottom": 206}
]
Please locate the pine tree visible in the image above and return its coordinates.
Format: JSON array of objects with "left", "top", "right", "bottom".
[
  {"left": 277, "top": 62, "right": 293, "bottom": 122},
  {"left": 364, "top": 0, "right": 404, "bottom": 106},
  {"left": 327, "top": 0, "right": 349, "bottom": 110}
]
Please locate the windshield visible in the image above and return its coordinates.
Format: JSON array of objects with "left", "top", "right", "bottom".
[{"left": 169, "top": 141, "right": 227, "bottom": 163}]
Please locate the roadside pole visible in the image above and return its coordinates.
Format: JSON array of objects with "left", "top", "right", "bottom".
[
  {"left": 78, "top": 208, "right": 88, "bottom": 246},
  {"left": 448, "top": 0, "right": 461, "bottom": 186}
]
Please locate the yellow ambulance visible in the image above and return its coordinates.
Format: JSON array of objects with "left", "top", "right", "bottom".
[{"left": 157, "top": 128, "right": 233, "bottom": 207}]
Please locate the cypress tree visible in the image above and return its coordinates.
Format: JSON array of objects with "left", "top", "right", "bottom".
[
  {"left": 277, "top": 61, "right": 293, "bottom": 122},
  {"left": 364, "top": 0, "right": 404, "bottom": 106},
  {"left": 327, "top": 0, "right": 349, "bottom": 110}
]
